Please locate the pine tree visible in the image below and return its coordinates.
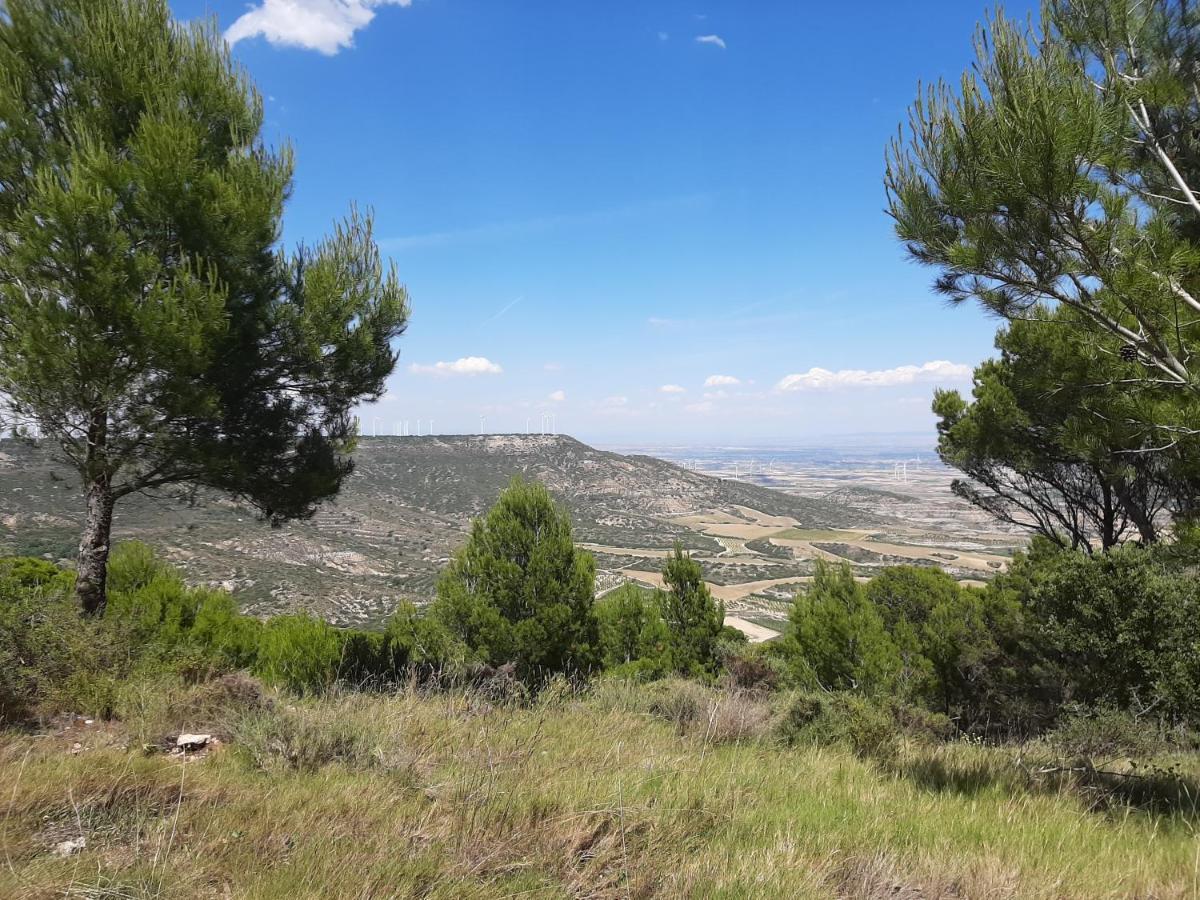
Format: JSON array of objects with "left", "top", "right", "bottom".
[
  {"left": 430, "top": 478, "right": 599, "bottom": 679},
  {"left": 0, "top": 0, "right": 409, "bottom": 614},
  {"left": 933, "top": 307, "right": 1177, "bottom": 550},
  {"left": 785, "top": 562, "right": 901, "bottom": 694},
  {"left": 886, "top": 1, "right": 1200, "bottom": 440},
  {"left": 658, "top": 544, "right": 725, "bottom": 676}
]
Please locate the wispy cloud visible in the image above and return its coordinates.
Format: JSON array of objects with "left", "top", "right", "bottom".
[
  {"left": 382, "top": 194, "right": 713, "bottom": 252},
  {"left": 646, "top": 298, "right": 801, "bottom": 332},
  {"left": 696, "top": 34, "right": 726, "bottom": 49},
  {"left": 658, "top": 31, "right": 670, "bottom": 41},
  {"left": 409, "top": 356, "right": 503, "bottom": 377},
  {"left": 704, "top": 374, "right": 741, "bottom": 387},
  {"left": 548, "top": 390, "right": 566, "bottom": 402},
  {"left": 775, "top": 360, "right": 972, "bottom": 392},
  {"left": 225, "top": 0, "right": 412, "bottom": 55},
  {"left": 484, "top": 296, "right": 522, "bottom": 324},
  {"left": 659, "top": 384, "right": 686, "bottom": 394}
]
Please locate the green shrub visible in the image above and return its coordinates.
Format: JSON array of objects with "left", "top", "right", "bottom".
[
  {"left": 429, "top": 477, "right": 599, "bottom": 680},
  {"left": 254, "top": 615, "right": 344, "bottom": 695},
  {"left": 1002, "top": 543, "right": 1200, "bottom": 724},
  {"left": 187, "top": 590, "right": 264, "bottom": 671},
  {"left": 0, "top": 556, "right": 71, "bottom": 589},
  {"left": 106, "top": 541, "right": 173, "bottom": 595},
  {"left": 595, "top": 583, "right": 671, "bottom": 678},
  {"left": 866, "top": 565, "right": 962, "bottom": 629},
  {"left": 382, "top": 601, "right": 461, "bottom": 675},
  {"left": 782, "top": 562, "right": 902, "bottom": 695},
  {"left": 775, "top": 691, "right": 900, "bottom": 761},
  {"left": 1046, "top": 707, "right": 1171, "bottom": 760},
  {"left": 0, "top": 566, "right": 127, "bottom": 722}
]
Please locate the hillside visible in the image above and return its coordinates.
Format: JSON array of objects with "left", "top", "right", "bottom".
[
  {"left": 0, "top": 435, "right": 881, "bottom": 625},
  {"left": 3, "top": 679, "right": 1196, "bottom": 899}
]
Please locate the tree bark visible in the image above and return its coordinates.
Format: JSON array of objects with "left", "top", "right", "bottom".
[
  {"left": 75, "top": 477, "right": 115, "bottom": 617},
  {"left": 1113, "top": 478, "right": 1160, "bottom": 546}
]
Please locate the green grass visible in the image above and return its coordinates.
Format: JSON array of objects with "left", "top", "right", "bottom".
[{"left": 3, "top": 680, "right": 1199, "bottom": 898}]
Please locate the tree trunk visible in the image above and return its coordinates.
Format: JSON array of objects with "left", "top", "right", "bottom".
[
  {"left": 75, "top": 478, "right": 115, "bottom": 617},
  {"left": 1099, "top": 479, "right": 1117, "bottom": 551}
]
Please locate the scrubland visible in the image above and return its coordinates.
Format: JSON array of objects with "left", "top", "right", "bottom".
[{"left": 3, "top": 675, "right": 1199, "bottom": 899}]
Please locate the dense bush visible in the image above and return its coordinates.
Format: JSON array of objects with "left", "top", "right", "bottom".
[
  {"left": 429, "top": 477, "right": 600, "bottom": 680},
  {"left": 254, "top": 615, "right": 344, "bottom": 695},
  {"left": 0, "top": 560, "right": 125, "bottom": 723},
  {"left": 594, "top": 583, "right": 671, "bottom": 678},
  {"left": 1002, "top": 543, "right": 1200, "bottom": 722},
  {"left": 105, "top": 544, "right": 265, "bottom": 676},
  {"left": 0, "top": 544, "right": 462, "bottom": 720},
  {"left": 775, "top": 691, "right": 900, "bottom": 761},
  {"left": 783, "top": 562, "right": 902, "bottom": 694}
]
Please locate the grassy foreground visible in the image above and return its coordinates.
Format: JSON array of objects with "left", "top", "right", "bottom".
[{"left": 2, "top": 679, "right": 1198, "bottom": 899}]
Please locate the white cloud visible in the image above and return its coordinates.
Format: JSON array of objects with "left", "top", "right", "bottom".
[
  {"left": 696, "top": 34, "right": 727, "bottom": 49},
  {"left": 775, "top": 360, "right": 972, "bottom": 392},
  {"left": 659, "top": 384, "right": 686, "bottom": 394},
  {"left": 408, "top": 356, "right": 503, "bottom": 377},
  {"left": 225, "top": 0, "right": 412, "bottom": 55},
  {"left": 704, "top": 374, "right": 741, "bottom": 387},
  {"left": 543, "top": 362, "right": 563, "bottom": 372},
  {"left": 685, "top": 401, "right": 715, "bottom": 414},
  {"left": 595, "top": 395, "right": 632, "bottom": 416},
  {"left": 548, "top": 390, "right": 566, "bottom": 402}
]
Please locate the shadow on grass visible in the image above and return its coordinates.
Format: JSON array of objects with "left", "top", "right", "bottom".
[{"left": 895, "top": 752, "right": 1200, "bottom": 826}]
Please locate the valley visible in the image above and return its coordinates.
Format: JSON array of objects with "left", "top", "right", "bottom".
[{"left": 0, "top": 435, "right": 1023, "bottom": 637}]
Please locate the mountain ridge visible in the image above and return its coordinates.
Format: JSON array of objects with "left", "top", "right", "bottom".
[{"left": 0, "top": 434, "right": 875, "bottom": 625}]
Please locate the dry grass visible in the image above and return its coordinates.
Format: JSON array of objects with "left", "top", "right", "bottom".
[{"left": 2, "top": 681, "right": 1199, "bottom": 898}]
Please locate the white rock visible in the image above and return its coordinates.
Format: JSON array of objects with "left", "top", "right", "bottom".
[
  {"left": 175, "top": 733, "right": 211, "bottom": 752},
  {"left": 52, "top": 837, "right": 85, "bottom": 857}
]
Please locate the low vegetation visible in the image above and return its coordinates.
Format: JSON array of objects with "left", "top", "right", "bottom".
[
  {"left": 5, "top": 672, "right": 1200, "bottom": 897},
  {"left": 2, "top": 486, "right": 1199, "bottom": 895}
]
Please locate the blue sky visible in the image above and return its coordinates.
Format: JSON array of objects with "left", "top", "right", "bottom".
[{"left": 174, "top": 0, "right": 1037, "bottom": 445}]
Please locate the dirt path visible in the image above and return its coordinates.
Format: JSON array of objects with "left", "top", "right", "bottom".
[{"left": 723, "top": 616, "right": 780, "bottom": 642}]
